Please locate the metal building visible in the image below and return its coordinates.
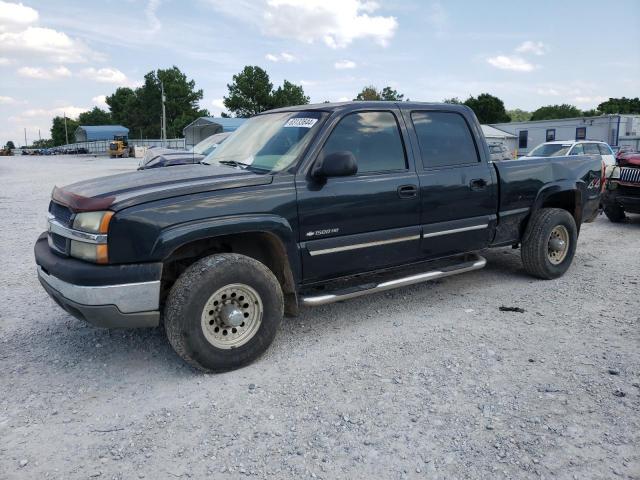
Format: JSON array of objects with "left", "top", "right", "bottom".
[
  {"left": 481, "top": 125, "right": 517, "bottom": 153},
  {"left": 182, "top": 117, "right": 246, "bottom": 147},
  {"left": 75, "top": 125, "right": 129, "bottom": 142},
  {"left": 490, "top": 114, "right": 640, "bottom": 156}
]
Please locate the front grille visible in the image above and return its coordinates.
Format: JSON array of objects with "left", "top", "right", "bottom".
[
  {"left": 50, "top": 232, "right": 68, "bottom": 253},
  {"left": 620, "top": 167, "right": 640, "bottom": 184},
  {"left": 49, "top": 201, "right": 73, "bottom": 226}
]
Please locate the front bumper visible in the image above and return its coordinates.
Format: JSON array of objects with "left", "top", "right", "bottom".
[
  {"left": 34, "top": 233, "right": 162, "bottom": 328},
  {"left": 603, "top": 187, "right": 640, "bottom": 214}
]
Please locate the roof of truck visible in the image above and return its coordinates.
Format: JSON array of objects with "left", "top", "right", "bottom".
[{"left": 266, "top": 101, "right": 474, "bottom": 114}]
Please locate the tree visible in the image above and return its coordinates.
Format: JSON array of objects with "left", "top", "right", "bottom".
[
  {"left": 224, "top": 66, "right": 310, "bottom": 117},
  {"left": 104, "top": 67, "right": 209, "bottom": 138},
  {"left": 78, "top": 107, "right": 113, "bottom": 125},
  {"left": 32, "top": 138, "right": 54, "bottom": 148},
  {"left": 354, "top": 85, "right": 406, "bottom": 101},
  {"left": 50, "top": 116, "right": 79, "bottom": 146},
  {"left": 5, "top": 140, "right": 15, "bottom": 149},
  {"left": 463, "top": 93, "right": 510, "bottom": 123},
  {"left": 442, "top": 97, "right": 462, "bottom": 105},
  {"left": 270, "top": 80, "right": 310, "bottom": 109},
  {"left": 597, "top": 97, "right": 640, "bottom": 114},
  {"left": 224, "top": 66, "right": 273, "bottom": 117},
  {"left": 581, "top": 109, "right": 601, "bottom": 117},
  {"left": 220, "top": 111, "right": 230, "bottom": 118},
  {"left": 507, "top": 109, "right": 532, "bottom": 122},
  {"left": 530, "top": 104, "right": 582, "bottom": 121}
]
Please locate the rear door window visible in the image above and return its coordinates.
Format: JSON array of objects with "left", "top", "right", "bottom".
[
  {"left": 569, "top": 144, "right": 584, "bottom": 155},
  {"left": 583, "top": 143, "right": 600, "bottom": 155},
  {"left": 597, "top": 143, "right": 613, "bottom": 155},
  {"left": 411, "top": 111, "right": 479, "bottom": 168}
]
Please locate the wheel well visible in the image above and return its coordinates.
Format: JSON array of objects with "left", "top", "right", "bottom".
[
  {"left": 541, "top": 190, "right": 580, "bottom": 225},
  {"left": 160, "top": 232, "right": 298, "bottom": 316}
]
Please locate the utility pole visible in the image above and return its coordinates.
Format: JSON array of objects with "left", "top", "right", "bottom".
[
  {"left": 38, "top": 129, "right": 41, "bottom": 141},
  {"left": 63, "top": 112, "right": 69, "bottom": 145},
  {"left": 24, "top": 128, "right": 27, "bottom": 148},
  {"left": 161, "top": 81, "right": 167, "bottom": 147}
]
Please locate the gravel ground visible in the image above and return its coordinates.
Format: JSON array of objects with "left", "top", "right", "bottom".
[{"left": 1, "top": 155, "right": 639, "bottom": 480}]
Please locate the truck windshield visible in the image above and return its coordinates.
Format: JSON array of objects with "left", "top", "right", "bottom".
[
  {"left": 527, "top": 144, "right": 572, "bottom": 157},
  {"left": 203, "top": 111, "right": 327, "bottom": 174}
]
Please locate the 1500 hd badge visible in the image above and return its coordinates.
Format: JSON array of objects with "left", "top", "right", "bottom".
[{"left": 306, "top": 228, "right": 339, "bottom": 237}]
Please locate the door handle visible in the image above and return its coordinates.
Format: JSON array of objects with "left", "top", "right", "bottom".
[
  {"left": 469, "top": 178, "right": 487, "bottom": 191},
  {"left": 397, "top": 184, "right": 418, "bottom": 198}
]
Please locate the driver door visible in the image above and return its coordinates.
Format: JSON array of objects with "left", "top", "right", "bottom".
[{"left": 296, "top": 109, "right": 421, "bottom": 282}]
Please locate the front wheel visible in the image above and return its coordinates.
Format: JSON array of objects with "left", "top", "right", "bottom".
[
  {"left": 521, "top": 208, "right": 578, "bottom": 279},
  {"left": 164, "top": 253, "right": 283, "bottom": 372}
]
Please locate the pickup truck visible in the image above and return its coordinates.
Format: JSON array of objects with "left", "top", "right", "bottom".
[{"left": 35, "top": 102, "right": 602, "bottom": 372}]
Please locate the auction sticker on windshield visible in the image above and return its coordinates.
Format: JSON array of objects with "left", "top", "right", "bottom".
[{"left": 284, "top": 118, "right": 318, "bottom": 128}]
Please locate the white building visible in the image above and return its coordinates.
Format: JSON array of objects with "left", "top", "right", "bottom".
[
  {"left": 481, "top": 125, "right": 517, "bottom": 153},
  {"left": 490, "top": 114, "right": 640, "bottom": 155}
]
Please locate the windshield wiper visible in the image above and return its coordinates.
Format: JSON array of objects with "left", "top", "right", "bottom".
[{"left": 218, "top": 160, "right": 251, "bottom": 169}]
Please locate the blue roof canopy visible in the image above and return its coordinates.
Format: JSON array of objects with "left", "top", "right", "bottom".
[{"left": 75, "top": 125, "right": 129, "bottom": 142}]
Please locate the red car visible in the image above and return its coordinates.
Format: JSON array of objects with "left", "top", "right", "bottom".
[{"left": 603, "top": 150, "right": 640, "bottom": 222}]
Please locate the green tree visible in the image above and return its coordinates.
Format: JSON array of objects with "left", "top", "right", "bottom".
[
  {"left": 270, "top": 80, "right": 310, "bottom": 109},
  {"left": 507, "top": 109, "right": 532, "bottom": 122},
  {"left": 463, "top": 93, "right": 510, "bottom": 123},
  {"left": 50, "top": 116, "right": 79, "bottom": 146},
  {"left": 78, "top": 107, "right": 113, "bottom": 125},
  {"left": 5, "top": 140, "right": 15, "bottom": 149},
  {"left": 354, "top": 85, "right": 406, "bottom": 101},
  {"left": 32, "top": 138, "right": 54, "bottom": 148},
  {"left": 220, "top": 111, "right": 230, "bottom": 118},
  {"left": 530, "top": 104, "right": 582, "bottom": 121},
  {"left": 442, "top": 97, "right": 462, "bottom": 105},
  {"left": 104, "top": 67, "right": 208, "bottom": 138},
  {"left": 597, "top": 97, "right": 640, "bottom": 114},
  {"left": 581, "top": 109, "right": 601, "bottom": 117},
  {"left": 224, "top": 66, "right": 274, "bottom": 117}
]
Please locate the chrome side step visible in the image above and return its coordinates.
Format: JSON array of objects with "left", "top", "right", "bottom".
[{"left": 302, "top": 254, "right": 486, "bottom": 306}]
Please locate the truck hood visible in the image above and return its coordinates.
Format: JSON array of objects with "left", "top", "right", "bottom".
[
  {"left": 618, "top": 153, "right": 640, "bottom": 168},
  {"left": 52, "top": 164, "right": 273, "bottom": 212}
]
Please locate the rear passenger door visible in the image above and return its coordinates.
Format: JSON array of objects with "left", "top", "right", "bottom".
[
  {"left": 406, "top": 110, "right": 498, "bottom": 259},
  {"left": 296, "top": 109, "right": 421, "bottom": 282}
]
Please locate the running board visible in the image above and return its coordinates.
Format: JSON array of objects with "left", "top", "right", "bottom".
[{"left": 302, "top": 254, "right": 487, "bottom": 306}]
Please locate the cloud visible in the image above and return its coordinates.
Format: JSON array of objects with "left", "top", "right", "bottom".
[
  {"left": 80, "top": 67, "right": 128, "bottom": 84},
  {"left": 146, "top": 0, "right": 162, "bottom": 33},
  {"left": 208, "top": 0, "right": 398, "bottom": 48},
  {"left": 265, "top": 52, "right": 296, "bottom": 62},
  {"left": 0, "top": 56, "right": 11, "bottom": 65},
  {"left": 211, "top": 98, "right": 225, "bottom": 110},
  {"left": 516, "top": 41, "right": 547, "bottom": 56},
  {"left": 0, "top": 95, "right": 17, "bottom": 104},
  {"left": 21, "top": 105, "right": 88, "bottom": 119},
  {"left": 536, "top": 87, "right": 560, "bottom": 96},
  {"left": 487, "top": 55, "right": 535, "bottom": 72},
  {"left": 426, "top": 2, "right": 448, "bottom": 38},
  {"left": 0, "top": 26, "right": 99, "bottom": 63},
  {"left": 18, "top": 65, "right": 71, "bottom": 79},
  {"left": 0, "top": 1, "right": 38, "bottom": 32},
  {"left": 92, "top": 95, "right": 108, "bottom": 108},
  {"left": 573, "top": 95, "right": 608, "bottom": 105},
  {"left": 334, "top": 59, "right": 356, "bottom": 69}
]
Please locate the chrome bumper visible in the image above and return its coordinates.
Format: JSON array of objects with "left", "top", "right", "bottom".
[{"left": 37, "top": 266, "right": 161, "bottom": 328}]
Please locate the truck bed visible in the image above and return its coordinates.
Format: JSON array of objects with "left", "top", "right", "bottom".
[{"left": 491, "top": 155, "right": 602, "bottom": 246}]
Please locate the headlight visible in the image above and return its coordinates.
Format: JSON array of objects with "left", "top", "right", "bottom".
[
  {"left": 73, "top": 211, "right": 113, "bottom": 233},
  {"left": 70, "top": 211, "right": 113, "bottom": 264},
  {"left": 605, "top": 165, "right": 620, "bottom": 179}
]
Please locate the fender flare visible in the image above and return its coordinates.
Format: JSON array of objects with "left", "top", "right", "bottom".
[
  {"left": 151, "top": 214, "right": 301, "bottom": 283},
  {"left": 531, "top": 180, "right": 585, "bottom": 225}
]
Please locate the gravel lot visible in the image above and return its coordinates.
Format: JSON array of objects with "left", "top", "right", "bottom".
[{"left": 1, "top": 155, "right": 639, "bottom": 480}]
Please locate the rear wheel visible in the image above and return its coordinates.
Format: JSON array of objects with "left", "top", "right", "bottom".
[
  {"left": 604, "top": 202, "right": 626, "bottom": 223},
  {"left": 164, "top": 253, "right": 283, "bottom": 372},
  {"left": 521, "top": 208, "right": 577, "bottom": 279}
]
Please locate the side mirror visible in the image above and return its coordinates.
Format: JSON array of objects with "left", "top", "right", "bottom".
[{"left": 312, "top": 151, "right": 357, "bottom": 179}]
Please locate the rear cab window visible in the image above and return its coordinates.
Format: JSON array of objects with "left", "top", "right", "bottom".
[{"left": 410, "top": 111, "right": 480, "bottom": 168}]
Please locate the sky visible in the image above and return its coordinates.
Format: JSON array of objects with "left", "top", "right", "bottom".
[{"left": 1, "top": 0, "right": 639, "bottom": 145}]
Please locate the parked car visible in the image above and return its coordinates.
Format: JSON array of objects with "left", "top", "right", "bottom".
[
  {"left": 527, "top": 140, "right": 616, "bottom": 166},
  {"left": 138, "top": 133, "right": 232, "bottom": 170},
  {"left": 488, "top": 143, "right": 513, "bottom": 161},
  {"left": 35, "top": 102, "right": 602, "bottom": 372},
  {"left": 602, "top": 150, "right": 640, "bottom": 222},
  {"left": 191, "top": 132, "right": 232, "bottom": 156},
  {"left": 137, "top": 146, "right": 205, "bottom": 170}
]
